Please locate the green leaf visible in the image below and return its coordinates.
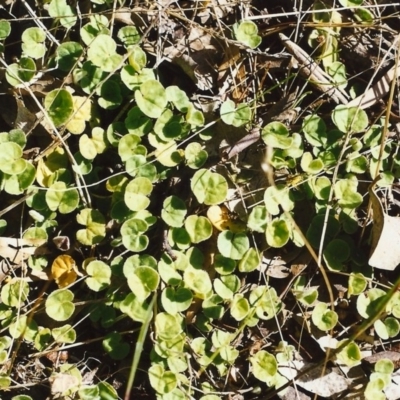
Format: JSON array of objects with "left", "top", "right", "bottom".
[
  {"left": 121, "top": 218, "right": 149, "bottom": 252},
  {"left": 214, "top": 254, "right": 236, "bottom": 275},
  {"left": 306, "top": 214, "right": 340, "bottom": 248},
  {"left": 121, "top": 66, "right": 156, "bottom": 91},
  {"left": 356, "top": 288, "right": 386, "bottom": 319},
  {"left": 127, "top": 266, "right": 159, "bottom": 301},
  {"left": 78, "top": 61, "right": 107, "bottom": 94},
  {"left": 124, "top": 177, "right": 153, "bottom": 211},
  {"left": 0, "top": 142, "right": 26, "bottom": 175},
  {"left": 21, "top": 27, "right": 46, "bottom": 59},
  {"left": 162, "top": 196, "right": 187, "bottom": 228},
  {"left": 9, "top": 315, "right": 37, "bottom": 340},
  {"left": 220, "top": 100, "right": 251, "bottom": 127},
  {"left": 214, "top": 275, "right": 240, "bottom": 300},
  {"left": 354, "top": 7, "right": 374, "bottom": 24},
  {"left": 56, "top": 41, "right": 83, "bottom": 71},
  {"left": 217, "top": 231, "right": 249, "bottom": 260},
  {"left": 336, "top": 340, "right": 361, "bottom": 367},
  {"left": 238, "top": 248, "right": 261, "bottom": 272},
  {"left": 249, "top": 350, "right": 278, "bottom": 384},
  {"left": 155, "top": 312, "right": 183, "bottom": 341},
  {"left": 266, "top": 218, "right": 290, "bottom": 248},
  {"left": 118, "top": 26, "right": 140, "bottom": 47},
  {"left": 234, "top": 20, "right": 261, "bottom": 49},
  {"left": 334, "top": 178, "right": 363, "bottom": 209},
  {"left": 262, "top": 122, "right": 292, "bottom": 149},
  {"left": 166, "top": 86, "right": 191, "bottom": 112},
  {"left": 191, "top": 169, "right": 228, "bottom": 205},
  {"left": 124, "top": 106, "right": 153, "bottom": 137},
  {"left": 148, "top": 364, "right": 177, "bottom": 395},
  {"left": 1, "top": 281, "right": 29, "bottom": 307},
  {"left": 375, "top": 358, "right": 394, "bottom": 374},
  {"left": 161, "top": 287, "right": 193, "bottom": 313},
  {"left": 48, "top": 0, "right": 77, "bottom": 29},
  {"left": 78, "top": 386, "right": 99, "bottom": 400},
  {"left": 128, "top": 45, "right": 147, "bottom": 72},
  {"left": 98, "top": 80, "right": 122, "bottom": 109},
  {"left": 0, "top": 129, "right": 26, "bottom": 148},
  {"left": 183, "top": 267, "right": 212, "bottom": 297},
  {"left": 186, "top": 104, "right": 205, "bottom": 127},
  {"left": 185, "top": 142, "right": 208, "bottom": 169},
  {"left": 87, "top": 34, "right": 123, "bottom": 72},
  {"left": 264, "top": 184, "right": 295, "bottom": 215},
  {"left": 184, "top": 215, "right": 212, "bottom": 243},
  {"left": 46, "top": 182, "right": 79, "bottom": 214},
  {"left": 348, "top": 273, "right": 367, "bottom": 296},
  {"left": 44, "top": 89, "right": 74, "bottom": 127},
  {"left": 338, "top": 0, "right": 363, "bottom": 6},
  {"left": 301, "top": 152, "right": 324, "bottom": 174},
  {"left": 80, "top": 15, "right": 109, "bottom": 46},
  {"left": 52, "top": 324, "right": 76, "bottom": 344},
  {"left": 6, "top": 57, "right": 36, "bottom": 87},
  {"left": 332, "top": 105, "right": 368, "bottom": 133},
  {"left": 323, "top": 239, "right": 350, "bottom": 271},
  {"left": 312, "top": 302, "right": 338, "bottom": 330},
  {"left": 247, "top": 205, "right": 268, "bottom": 233},
  {"left": 135, "top": 79, "right": 168, "bottom": 118},
  {"left": 120, "top": 293, "right": 152, "bottom": 323},
  {"left": 76, "top": 208, "right": 106, "bottom": 245},
  {"left": 102, "top": 332, "right": 130, "bottom": 360},
  {"left": 0, "top": 20, "right": 11, "bottom": 40},
  {"left": 302, "top": 114, "right": 327, "bottom": 147},
  {"left": 327, "top": 61, "right": 348, "bottom": 89},
  {"left": 118, "top": 133, "right": 141, "bottom": 162},
  {"left": 85, "top": 260, "right": 111, "bottom": 291},
  {"left": 231, "top": 294, "right": 250, "bottom": 321},
  {"left": 45, "top": 289, "right": 75, "bottom": 322}
]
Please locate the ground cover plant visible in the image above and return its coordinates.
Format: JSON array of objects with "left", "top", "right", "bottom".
[{"left": 0, "top": 0, "right": 400, "bottom": 399}]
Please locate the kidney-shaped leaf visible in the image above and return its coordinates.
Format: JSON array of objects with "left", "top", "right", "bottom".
[
  {"left": 217, "top": 231, "right": 249, "bottom": 260},
  {"left": 51, "top": 255, "right": 77, "bottom": 288},
  {"left": 45, "top": 289, "right": 75, "bottom": 322},
  {"left": 127, "top": 265, "right": 160, "bottom": 301},
  {"left": 312, "top": 302, "right": 338, "bottom": 331},
  {"left": 332, "top": 105, "right": 368, "bottom": 133},
  {"left": 184, "top": 215, "right": 213, "bottom": 243},
  {"left": 124, "top": 177, "right": 153, "bottom": 211},
  {"left": 48, "top": 0, "right": 77, "bottom": 28},
  {"left": 161, "top": 196, "right": 187, "bottom": 228},
  {"left": 87, "top": 34, "right": 123, "bottom": 72},
  {"left": 44, "top": 89, "right": 74, "bottom": 127},
  {"left": 135, "top": 80, "right": 168, "bottom": 118},
  {"left": 250, "top": 350, "right": 278, "bottom": 384},
  {"left": 191, "top": 169, "right": 228, "bottom": 205},
  {"left": 76, "top": 208, "right": 106, "bottom": 245},
  {"left": 0, "top": 142, "right": 26, "bottom": 175},
  {"left": 86, "top": 260, "right": 111, "bottom": 291},
  {"left": 121, "top": 218, "right": 149, "bottom": 252},
  {"left": 161, "top": 287, "right": 193, "bottom": 314}
]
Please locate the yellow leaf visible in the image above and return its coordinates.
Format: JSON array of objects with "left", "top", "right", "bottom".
[
  {"left": 207, "top": 205, "right": 246, "bottom": 233},
  {"left": 36, "top": 147, "right": 68, "bottom": 187},
  {"left": 51, "top": 255, "right": 77, "bottom": 288},
  {"left": 65, "top": 96, "right": 92, "bottom": 135}
]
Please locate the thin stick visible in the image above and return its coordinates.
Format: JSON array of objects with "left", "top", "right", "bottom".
[{"left": 279, "top": 33, "right": 349, "bottom": 104}]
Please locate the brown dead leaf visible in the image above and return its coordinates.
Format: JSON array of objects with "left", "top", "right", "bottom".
[
  {"left": 368, "top": 186, "right": 400, "bottom": 270},
  {"left": 207, "top": 205, "right": 246, "bottom": 232},
  {"left": 50, "top": 372, "right": 80, "bottom": 396},
  {"left": 279, "top": 360, "right": 350, "bottom": 397},
  {"left": 0, "top": 237, "right": 47, "bottom": 264},
  {"left": 51, "top": 255, "right": 78, "bottom": 288},
  {"left": 162, "top": 27, "right": 220, "bottom": 91}
]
